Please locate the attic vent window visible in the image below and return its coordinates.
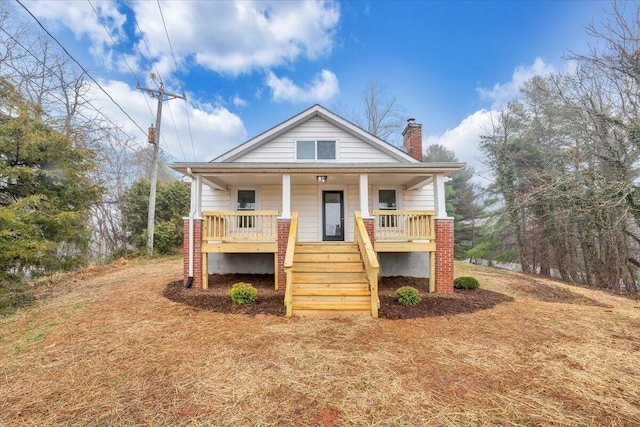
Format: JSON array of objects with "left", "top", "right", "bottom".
[{"left": 296, "top": 140, "right": 336, "bottom": 160}]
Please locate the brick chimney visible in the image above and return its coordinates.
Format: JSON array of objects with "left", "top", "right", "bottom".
[{"left": 402, "top": 118, "right": 423, "bottom": 161}]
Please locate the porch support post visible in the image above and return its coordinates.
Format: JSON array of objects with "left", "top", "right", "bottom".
[
  {"left": 429, "top": 250, "right": 436, "bottom": 293},
  {"left": 194, "top": 175, "right": 202, "bottom": 218},
  {"left": 433, "top": 173, "right": 447, "bottom": 219},
  {"left": 183, "top": 217, "right": 203, "bottom": 288},
  {"left": 359, "top": 174, "right": 370, "bottom": 217},
  {"left": 435, "top": 219, "right": 454, "bottom": 293},
  {"left": 281, "top": 173, "right": 291, "bottom": 219},
  {"left": 432, "top": 173, "right": 454, "bottom": 292},
  {"left": 184, "top": 172, "right": 203, "bottom": 287},
  {"left": 276, "top": 218, "right": 292, "bottom": 291},
  {"left": 195, "top": 175, "right": 206, "bottom": 288}
]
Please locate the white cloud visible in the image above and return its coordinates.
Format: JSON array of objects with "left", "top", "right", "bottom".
[
  {"left": 266, "top": 69, "right": 339, "bottom": 103},
  {"left": 477, "top": 57, "right": 556, "bottom": 109},
  {"left": 132, "top": 1, "right": 340, "bottom": 76},
  {"left": 425, "top": 109, "right": 494, "bottom": 170},
  {"left": 27, "top": 1, "right": 340, "bottom": 78},
  {"left": 26, "top": 0, "right": 127, "bottom": 69},
  {"left": 85, "top": 80, "right": 246, "bottom": 162},
  {"left": 232, "top": 94, "right": 248, "bottom": 107}
]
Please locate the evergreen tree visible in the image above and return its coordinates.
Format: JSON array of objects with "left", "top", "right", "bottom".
[
  {"left": 0, "top": 78, "right": 100, "bottom": 282},
  {"left": 424, "top": 144, "right": 482, "bottom": 259}
]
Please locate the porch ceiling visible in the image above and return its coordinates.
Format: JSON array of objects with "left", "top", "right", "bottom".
[
  {"left": 169, "top": 161, "right": 465, "bottom": 189},
  {"left": 199, "top": 172, "right": 427, "bottom": 187}
]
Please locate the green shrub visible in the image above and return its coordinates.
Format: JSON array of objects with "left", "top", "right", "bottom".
[
  {"left": 229, "top": 282, "right": 257, "bottom": 305},
  {"left": 394, "top": 286, "right": 421, "bottom": 306},
  {"left": 453, "top": 276, "right": 480, "bottom": 290}
]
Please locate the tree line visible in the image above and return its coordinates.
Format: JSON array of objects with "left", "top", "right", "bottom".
[{"left": 479, "top": 2, "right": 640, "bottom": 293}]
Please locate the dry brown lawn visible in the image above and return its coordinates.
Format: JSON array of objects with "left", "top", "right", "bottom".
[{"left": 1, "top": 257, "right": 639, "bottom": 426}]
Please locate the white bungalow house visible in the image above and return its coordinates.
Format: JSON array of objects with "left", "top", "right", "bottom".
[{"left": 169, "top": 105, "right": 463, "bottom": 317}]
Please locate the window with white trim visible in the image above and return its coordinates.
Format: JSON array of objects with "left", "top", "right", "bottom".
[
  {"left": 296, "top": 140, "right": 336, "bottom": 160},
  {"left": 236, "top": 189, "right": 255, "bottom": 228},
  {"left": 378, "top": 189, "right": 397, "bottom": 227}
]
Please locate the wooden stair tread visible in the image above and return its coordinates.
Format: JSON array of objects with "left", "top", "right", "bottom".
[
  {"left": 294, "top": 253, "right": 361, "bottom": 262},
  {"left": 292, "top": 283, "right": 370, "bottom": 291},
  {"left": 287, "top": 242, "right": 373, "bottom": 317},
  {"left": 294, "top": 244, "right": 358, "bottom": 253},
  {"left": 294, "top": 296, "right": 370, "bottom": 304},
  {"left": 293, "top": 262, "right": 364, "bottom": 273},
  {"left": 292, "top": 289, "right": 370, "bottom": 296},
  {"left": 291, "top": 309, "right": 371, "bottom": 318},
  {"left": 292, "top": 303, "right": 371, "bottom": 311}
]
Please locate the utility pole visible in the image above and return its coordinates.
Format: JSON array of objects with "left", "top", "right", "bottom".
[{"left": 137, "top": 81, "right": 185, "bottom": 257}]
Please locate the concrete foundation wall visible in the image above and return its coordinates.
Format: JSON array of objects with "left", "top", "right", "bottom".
[
  {"left": 208, "top": 253, "right": 275, "bottom": 275},
  {"left": 378, "top": 252, "right": 430, "bottom": 278}
]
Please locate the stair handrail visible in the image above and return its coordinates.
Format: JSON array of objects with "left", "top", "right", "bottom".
[
  {"left": 284, "top": 211, "right": 299, "bottom": 317},
  {"left": 354, "top": 211, "right": 380, "bottom": 318}
]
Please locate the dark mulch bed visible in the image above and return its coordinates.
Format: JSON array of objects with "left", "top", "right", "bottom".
[
  {"left": 377, "top": 276, "right": 514, "bottom": 319},
  {"left": 164, "top": 274, "right": 285, "bottom": 317},
  {"left": 163, "top": 274, "right": 514, "bottom": 318}
]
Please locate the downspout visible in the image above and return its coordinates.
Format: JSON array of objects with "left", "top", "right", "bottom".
[{"left": 185, "top": 167, "right": 196, "bottom": 288}]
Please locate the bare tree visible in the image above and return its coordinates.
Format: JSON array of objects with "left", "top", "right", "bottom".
[{"left": 346, "top": 82, "right": 406, "bottom": 144}]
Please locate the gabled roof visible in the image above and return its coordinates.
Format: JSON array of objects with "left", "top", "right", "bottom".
[{"left": 212, "top": 104, "right": 419, "bottom": 163}]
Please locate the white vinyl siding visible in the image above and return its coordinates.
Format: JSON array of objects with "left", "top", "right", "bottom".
[
  {"left": 345, "top": 184, "right": 362, "bottom": 241},
  {"left": 233, "top": 116, "right": 400, "bottom": 163},
  {"left": 202, "top": 186, "right": 280, "bottom": 212},
  {"left": 261, "top": 185, "right": 281, "bottom": 211},
  {"left": 291, "top": 185, "right": 319, "bottom": 242},
  {"left": 402, "top": 184, "right": 435, "bottom": 211},
  {"left": 202, "top": 187, "right": 231, "bottom": 211}
]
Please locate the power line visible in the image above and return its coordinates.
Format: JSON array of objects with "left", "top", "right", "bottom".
[
  {"left": 184, "top": 98, "right": 197, "bottom": 160},
  {"left": 157, "top": 0, "right": 197, "bottom": 161},
  {"left": 16, "top": 0, "right": 148, "bottom": 138},
  {"left": 87, "top": 0, "right": 157, "bottom": 124},
  {"left": 17, "top": 0, "right": 180, "bottom": 163},
  {"left": 0, "top": 26, "right": 148, "bottom": 153},
  {"left": 125, "top": 0, "right": 183, "bottom": 158},
  {"left": 126, "top": 0, "right": 162, "bottom": 88},
  {"left": 165, "top": 101, "right": 186, "bottom": 160},
  {"left": 125, "top": 0, "right": 194, "bottom": 161},
  {"left": 157, "top": 0, "right": 180, "bottom": 77}
]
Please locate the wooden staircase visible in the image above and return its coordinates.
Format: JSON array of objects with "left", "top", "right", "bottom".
[{"left": 289, "top": 243, "right": 372, "bottom": 317}]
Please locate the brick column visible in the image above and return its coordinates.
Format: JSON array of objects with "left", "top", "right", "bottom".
[
  {"left": 363, "top": 218, "right": 375, "bottom": 249},
  {"left": 182, "top": 218, "right": 203, "bottom": 288},
  {"left": 435, "top": 218, "right": 454, "bottom": 293},
  {"left": 276, "top": 218, "right": 291, "bottom": 291}
]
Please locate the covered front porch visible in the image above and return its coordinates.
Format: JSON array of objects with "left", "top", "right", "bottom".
[{"left": 175, "top": 163, "right": 458, "bottom": 315}]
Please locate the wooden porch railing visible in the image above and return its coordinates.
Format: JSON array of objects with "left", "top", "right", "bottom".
[
  {"left": 284, "top": 212, "right": 299, "bottom": 317},
  {"left": 355, "top": 211, "right": 380, "bottom": 318},
  {"left": 372, "top": 210, "right": 435, "bottom": 241},
  {"left": 202, "top": 210, "right": 278, "bottom": 242}
]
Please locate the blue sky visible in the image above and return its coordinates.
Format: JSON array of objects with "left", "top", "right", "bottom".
[{"left": 16, "top": 0, "right": 614, "bottom": 176}]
